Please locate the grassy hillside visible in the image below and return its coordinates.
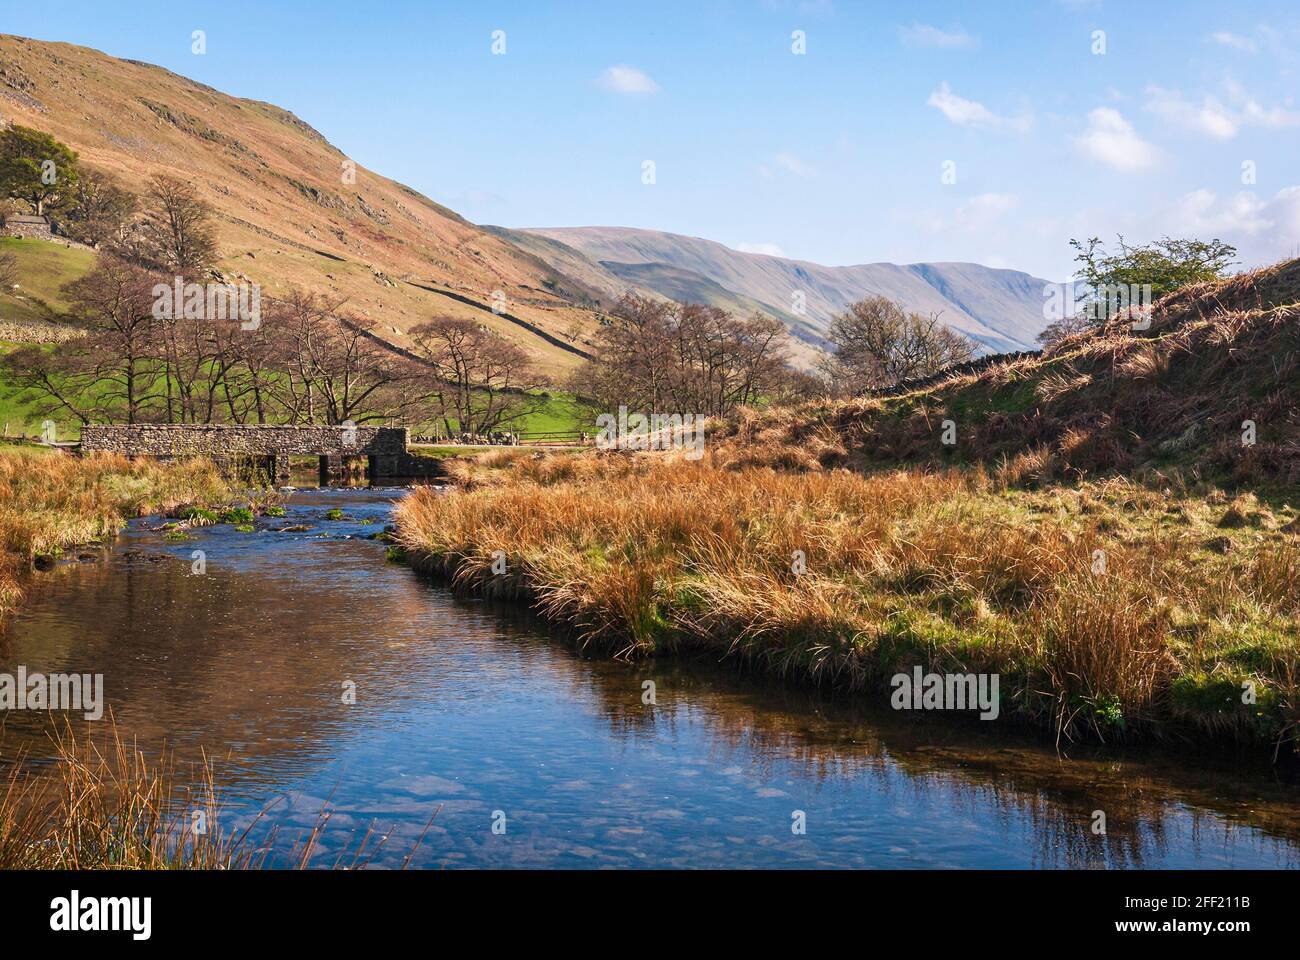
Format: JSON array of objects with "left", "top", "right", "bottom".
[
  {"left": 717, "top": 257, "right": 1300, "bottom": 488},
  {"left": 0, "top": 34, "right": 601, "bottom": 377},
  {"left": 0, "top": 237, "right": 95, "bottom": 323}
]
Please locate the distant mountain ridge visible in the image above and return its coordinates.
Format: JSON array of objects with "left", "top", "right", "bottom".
[{"left": 519, "top": 226, "right": 1056, "bottom": 355}]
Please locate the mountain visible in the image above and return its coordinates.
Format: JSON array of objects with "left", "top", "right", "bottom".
[
  {"left": 519, "top": 226, "right": 1056, "bottom": 355},
  {"left": 0, "top": 34, "right": 599, "bottom": 374}
]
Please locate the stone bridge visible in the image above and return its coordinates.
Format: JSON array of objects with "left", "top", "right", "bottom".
[{"left": 79, "top": 424, "right": 441, "bottom": 484}]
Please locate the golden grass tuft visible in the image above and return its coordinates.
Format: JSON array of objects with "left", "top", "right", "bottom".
[
  {"left": 0, "top": 724, "right": 243, "bottom": 869},
  {"left": 1036, "top": 575, "right": 1175, "bottom": 738}
]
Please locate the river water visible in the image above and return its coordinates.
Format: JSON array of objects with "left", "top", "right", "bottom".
[{"left": 2, "top": 486, "right": 1297, "bottom": 869}]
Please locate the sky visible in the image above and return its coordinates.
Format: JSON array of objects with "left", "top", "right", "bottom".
[{"left": 6, "top": 0, "right": 1300, "bottom": 279}]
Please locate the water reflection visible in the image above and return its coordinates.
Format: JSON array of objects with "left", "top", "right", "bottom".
[{"left": 1, "top": 488, "right": 1297, "bottom": 869}]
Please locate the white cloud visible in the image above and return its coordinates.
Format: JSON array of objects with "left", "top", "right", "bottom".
[
  {"left": 1239, "top": 97, "right": 1300, "bottom": 129},
  {"left": 926, "top": 82, "right": 1030, "bottom": 131},
  {"left": 736, "top": 242, "right": 787, "bottom": 257},
  {"left": 773, "top": 152, "right": 815, "bottom": 177},
  {"left": 1209, "top": 31, "right": 1257, "bottom": 53},
  {"left": 1145, "top": 82, "right": 1300, "bottom": 139},
  {"left": 900, "top": 23, "right": 977, "bottom": 49},
  {"left": 1160, "top": 186, "right": 1300, "bottom": 267},
  {"left": 1145, "top": 86, "right": 1238, "bottom": 139},
  {"left": 898, "top": 193, "right": 1019, "bottom": 237},
  {"left": 1060, "top": 186, "right": 1300, "bottom": 274},
  {"left": 955, "top": 193, "right": 1019, "bottom": 229},
  {"left": 1165, "top": 187, "right": 1300, "bottom": 238},
  {"left": 1074, "top": 108, "right": 1159, "bottom": 170},
  {"left": 758, "top": 151, "right": 816, "bottom": 179},
  {"left": 597, "top": 65, "right": 659, "bottom": 94}
]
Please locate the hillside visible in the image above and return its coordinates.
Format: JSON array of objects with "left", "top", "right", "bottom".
[
  {"left": 521, "top": 226, "right": 1057, "bottom": 354},
  {"left": 716, "top": 257, "right": 1300, "bottom": 486},
  {"left": 0, "top": 34, "right": 599, "bottom": 374}
]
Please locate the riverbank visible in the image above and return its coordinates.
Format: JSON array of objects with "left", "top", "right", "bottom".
[
  {"left": 395, "top": 450, "right": 1300, "bottom": 751},
  {"left": 0, "top": 447, "right": 228, "bottom": 622}
]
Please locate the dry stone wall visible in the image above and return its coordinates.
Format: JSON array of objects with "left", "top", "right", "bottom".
[{"left": 80, "top": 424, "right": 409, "bottom": 457}]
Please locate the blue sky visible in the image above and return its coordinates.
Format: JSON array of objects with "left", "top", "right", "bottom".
[{"left": 8, "top": 0, "right": 1300, "bottom": 279}]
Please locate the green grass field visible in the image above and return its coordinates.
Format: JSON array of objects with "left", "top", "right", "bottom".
[
  {"left": 0, "top": 238, "right": 98, "bottom": 437},
  {"left": 514, "top": 391, "right": 599, "bottom": 435},
  {"left": 406, "top": 391, "right": 598, "bottom": 440},
  {"left": 0, "top": 237, "right": 96, "bottom": 325},
  {"left": 0, "top": 342, "right": 58, "bottom": 438}
]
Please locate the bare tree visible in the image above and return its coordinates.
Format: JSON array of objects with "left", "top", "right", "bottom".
[
  {"left": 265, "top": 291, "right": 414, "bottom": 424},
  {"left": 579, "top": 294, "right": 676, "bottom": 414},
  {"left": 140, "top": 174, "right": 217, "bottom": 273},
  {"left": 210, "top": 314, "right": 278, "bottom": 423},
  {"left": 61, "top": 256, "right": 167, "bottom": 423},
  {"left": 0, "top": 250, "right": 16, "bottom": 289},
  {"left": 578, "top": 294, "right": 791, "bottom": 417},
  {"left": 767, "top": 361, "right": 829, "bottom": 405},
  {"left": 1035, "top": 312, "right": 1095, "bottom": 350},
  {"left": 819, "top": 296, "right": 975, "bottom": 393},
  {"left": 1, "top": 340, "right": 99, "bottom": 426},
  {"left": 409, "top": 316, "right": 545, "bottom": 436}
]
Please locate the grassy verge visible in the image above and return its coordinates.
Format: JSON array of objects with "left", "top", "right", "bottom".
[
  {"left": 0, "top": 447, "right": 229, "bottom": 622},
  {"left": 395, "top": 451, "right": 1300, "bottom": 751},
  {"left": 713, "top": 258, "right": 1300, "bottom": 487},
  {"left": 406, "top": 390, "right": 599, "bottom": 441}
]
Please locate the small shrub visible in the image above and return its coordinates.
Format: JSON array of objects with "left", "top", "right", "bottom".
[{"left": 179, "top": 506, "right": 219, "bottom": 526}]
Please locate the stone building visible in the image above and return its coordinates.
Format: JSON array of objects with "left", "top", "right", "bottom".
[{"left": 4, "top": 214, "right": 53, "bottom": 239}]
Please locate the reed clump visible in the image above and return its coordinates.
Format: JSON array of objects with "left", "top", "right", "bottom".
[
  {"left": 0, "top": 725, "right": 245, "bottom": 869},
  {"left": 0, "top": 720, "right": 435, "bottom": 869}
]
